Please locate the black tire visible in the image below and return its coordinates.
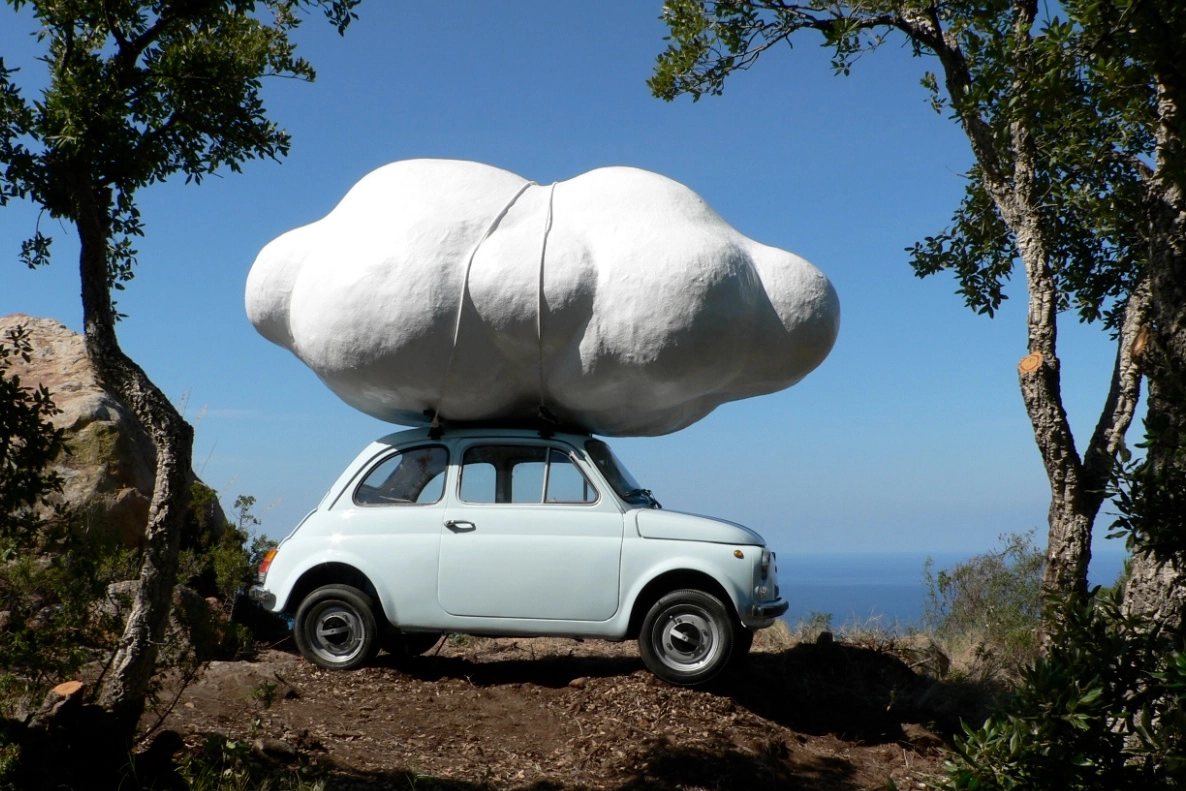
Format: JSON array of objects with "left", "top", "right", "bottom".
[
  {"left": 294, "top": 584, "right": 379, "bottom": 670},
  {"left": 382, "top": 631, "right": 442, "bottom": 659},
  {"left": 733, "top": 625, "right": 755, "bottom": 660},
  {"left": 639, "top": 589, "right": 735, "bottom": 686}
]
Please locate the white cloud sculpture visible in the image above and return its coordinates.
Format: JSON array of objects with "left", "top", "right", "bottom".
[{"left": 246, "top": 159, "right": 840, "bottom": 436}]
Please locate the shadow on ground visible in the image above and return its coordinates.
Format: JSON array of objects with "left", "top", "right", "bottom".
[
  {"left": 376, "top": 651, "right": 645, "bottom": 688},
  {"left": 319, "top": 742, "right": 859, "bottom": 791},
  {"left": 368, "top": 637, "right": 985, "bottom": 745},
  {"left": 725, "top": 641, "right": 930, "bottom": 743}
]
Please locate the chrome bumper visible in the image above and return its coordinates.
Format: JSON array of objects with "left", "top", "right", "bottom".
[
  {"left": 248, "top": 585, "right": 276, "bottom": 610},
  {"left": 752, "top": 598, "right": 789, "bottom": 619}
]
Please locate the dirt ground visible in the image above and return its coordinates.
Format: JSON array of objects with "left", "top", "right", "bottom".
[{"left": 145, "top": 632, "right": 958, "bottom": 791}]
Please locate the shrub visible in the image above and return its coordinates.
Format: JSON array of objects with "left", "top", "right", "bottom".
[
  {"left": 923, "top": 531, "right": 1045, "bottom": 678},
  {"left": 938, "top": 588, "right": 1186, "bottom": 790},
  {"left": 0, "top": 323, "right": 65, "bottom": 532},
  {"left": 0, "top": 325, "right": 127, "bottom": 714},
  {"left": 176, "top": 493, "right": 287, "bottom": 659}
]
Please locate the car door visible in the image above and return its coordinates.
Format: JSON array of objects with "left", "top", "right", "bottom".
[
  {"left": 335, "top": 443, "right": 451, "bottom": 624},
  {"left": 437, "top": 441, "right": 624, "bottom": 621}
]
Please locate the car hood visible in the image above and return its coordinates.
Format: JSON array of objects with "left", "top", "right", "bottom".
[{"left": 635, "top": 509, "right": 765, "bottom": 546}]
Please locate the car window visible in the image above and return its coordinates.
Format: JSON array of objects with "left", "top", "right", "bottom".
[
  {"left": 459, "top": 445, "right": 596, "bottom": 504},
  {"left": 585, "top": 439, "right": 658, "bottom": 507},
  {"left": 585, "top": 439, "right": 641, "bottom": 497},
  {"left": 545, "top": 450, "right": 597, "bottom": 503},
  {"left": 354, "top": 445, "right": 448, "bottom": 506}
]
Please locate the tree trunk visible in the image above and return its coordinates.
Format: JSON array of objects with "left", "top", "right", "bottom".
[
  {"left": 996, "top": 175, "right": 1144, "bottom": 609},
  {"left": 1123, "top": 95, "right": 1186, "bottom": 631},
  {"left": 71, "top": 182, "right": 194, "bottom": 740},
  {"left": 912, "top": 0, "right": 1147, "bottom": 619}
]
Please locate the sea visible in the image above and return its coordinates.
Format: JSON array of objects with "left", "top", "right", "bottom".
[{"left": 778, "top": 549, "right": 1130, "bottom": 631}]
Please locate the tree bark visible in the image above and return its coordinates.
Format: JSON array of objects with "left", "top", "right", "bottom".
[
  {"left": 983, "top": 114, "right": 1144, "bottom": 606},
  {"left": 70, "top": 179, "right": 194, "bottom": 739},
  {"left": 1123, "top": 90, "right": 1186, "bottom": 630}
]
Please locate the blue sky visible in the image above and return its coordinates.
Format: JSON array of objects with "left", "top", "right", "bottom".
[{"left": 1, "top": 2, "right": 1131, "bottom": 559}]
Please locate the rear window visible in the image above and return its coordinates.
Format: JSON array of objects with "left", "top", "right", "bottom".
[{"left": 354, "top": 445, "right": 448, "bottom": 505}]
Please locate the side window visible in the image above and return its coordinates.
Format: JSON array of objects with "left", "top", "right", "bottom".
[
  {"left": 460, "top": 445, "right": 547, "bottom": 503},
  {"left": 458, "top": 458, "right": 496, "bottom": 503},
  {"left": 459, "top": 445, "right": 596, "bottom": 504},
  {"left": 545, "top": 450, "right": 597, "bottom": 503},
  {"left": 354, "top": 445, "right": 448, "bottom": 506}
]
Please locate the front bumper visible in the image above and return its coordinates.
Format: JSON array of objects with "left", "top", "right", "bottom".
[
  {"left": 248, "top": 585, "right": 276, "bottom": 610},
  {"left": 752, "top": 598, "right": 789, "bottom": 619}
]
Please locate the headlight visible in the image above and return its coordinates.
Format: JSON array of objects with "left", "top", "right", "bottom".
[{"left": 759, "top": 549, "right": 772, "bottom": 581}]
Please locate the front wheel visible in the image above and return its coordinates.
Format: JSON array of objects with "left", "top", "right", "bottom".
[
  {"left": 294, "top": 584, "right": 379, "bottom": 670},
  {"left": 733, "top": 626, "right": 755, "bottom": 661},
  {"left": 639, "top": 589, "right": 735, "bottom": 686}
]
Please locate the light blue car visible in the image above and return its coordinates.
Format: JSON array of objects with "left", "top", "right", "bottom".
[{"left": 251, "top": 425, "right": 787, "bottom": 685}]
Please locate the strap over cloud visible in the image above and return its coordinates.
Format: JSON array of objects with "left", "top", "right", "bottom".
[{"left": 245, "top": 159, "right": 840, "bottom": 436}]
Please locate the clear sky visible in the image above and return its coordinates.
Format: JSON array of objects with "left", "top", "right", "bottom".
[{"left": 1, "top": 1, "right": 1131, "bottom": 559}]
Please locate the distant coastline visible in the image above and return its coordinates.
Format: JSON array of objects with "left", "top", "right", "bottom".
[{"left": 777, "top": 549, "right": 1130, "bottom": 630}]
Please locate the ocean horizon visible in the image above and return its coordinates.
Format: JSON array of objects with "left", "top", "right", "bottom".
[{"left": 777, "top": 549, "right": 1129, "bottom": 630}]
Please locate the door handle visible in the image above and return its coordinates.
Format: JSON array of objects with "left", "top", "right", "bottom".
[{"left": 444, "top": 519, "right": 476, "bottom": 532}]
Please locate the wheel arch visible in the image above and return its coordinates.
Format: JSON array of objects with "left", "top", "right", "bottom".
[
  {"left": 284, "top": 563, "right": 388, "bottom": 623},
  {"left": 626, "top": 568, "right": 740, "bottom": 640}
]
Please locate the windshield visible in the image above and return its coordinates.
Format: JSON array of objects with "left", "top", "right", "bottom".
[{"left": 584, "top": 439, "right": 660, "bottom": 508}]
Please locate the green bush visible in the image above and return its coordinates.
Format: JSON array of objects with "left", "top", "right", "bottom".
[
  {"left": 938, "top": 588, "right": 1186, "bottom": 790},
  {"left": 0, "top": 323, "right": 65, "bottom": 533},
  {"left": 0, "top": 327, "right": 289, "bottom": 788},
  {"left": 0, "top": 325, "right": 129, "bottom": 714},
  {"left": 924, "top": 531, "right": 1045, "bottom": 677},
  {"left": 176, "top": 492, "right": 286, "bottom": 659},
  {"left": 0, "top": 525, "right": 137, "bottom": 714}
]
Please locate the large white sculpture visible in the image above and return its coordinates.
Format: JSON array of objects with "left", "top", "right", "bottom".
[{"left": 246, "top": 159, "right": 840, "bottom": 436}]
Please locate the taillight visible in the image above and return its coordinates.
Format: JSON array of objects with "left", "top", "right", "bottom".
[{"left": 257, "top": 548, "right": 278, "bottom": 583}]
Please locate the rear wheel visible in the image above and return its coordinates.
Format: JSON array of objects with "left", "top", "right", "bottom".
[
  {"left": 639, "top": 589, "right": 734, "bottom": 686},
  {"left": 294, "top": 584, "right": 379, "bottom": 670}
]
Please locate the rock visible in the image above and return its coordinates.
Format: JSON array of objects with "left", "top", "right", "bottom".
[
  {"left": 253, "top": 737, "right": 298, "bottom": 761},
  {"left": 247, "top": 159, "right": 840, "bottom": 436},
  {"left": 99, "top": 580, "right": 225, "bottom": 662},
  {"left": 0, "top": 314, "right": 226, "bottom": 544},
  {"left": 901, "top": 639, "right": 952, "bottom": 679}
]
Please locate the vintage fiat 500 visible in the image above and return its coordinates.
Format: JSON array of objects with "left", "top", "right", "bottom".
[{"left": 251, "top": 425, "right": 787, "bottom": 685}]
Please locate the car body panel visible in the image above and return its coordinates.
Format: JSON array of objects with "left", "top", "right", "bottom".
[
  {"left": 254, "top": 426, "right": 786, "bottom": 642},
  {"left": 438, "top": 501, "right": 625, "bottom": 619},
  {"left": 635, "top": 509, "right": 766, "bottom": 546}
]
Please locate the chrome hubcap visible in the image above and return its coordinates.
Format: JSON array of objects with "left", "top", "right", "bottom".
[
  {"left": 311, "top": 604, "right": 365, "bottom": 662},
  {"left": 655, "top": 607, "right": 719, "bottom": 671}
]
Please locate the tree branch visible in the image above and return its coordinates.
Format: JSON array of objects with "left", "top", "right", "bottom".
[
  {"left": 894, "top": 10, "right": 1009, "bottom": 189},
  {"left": 1083, "top": 276, "right": 1151, "bottom": 497}
]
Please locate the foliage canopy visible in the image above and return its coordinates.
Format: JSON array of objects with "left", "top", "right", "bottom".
[
  {"left": 651, "top": 0, "right": 1150, "bottom": 330},
  {"left": 0, "top": 0, "right": 359, "bottom": 293}
]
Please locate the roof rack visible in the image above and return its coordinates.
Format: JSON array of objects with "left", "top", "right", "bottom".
[{"left": 421, "top": 409, "right": 591, "bottom": 440}]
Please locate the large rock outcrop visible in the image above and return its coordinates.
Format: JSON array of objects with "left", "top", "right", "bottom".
[
  {"left": 246, "top": 159, "right": 840, "bottom": 436},
  {"left": 0, "top": 314, "right": 224, "bottom": 543}
]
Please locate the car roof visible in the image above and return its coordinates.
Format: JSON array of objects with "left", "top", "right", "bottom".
[{"left": 374, "top": 424, "right": 594, "bottom": 448}]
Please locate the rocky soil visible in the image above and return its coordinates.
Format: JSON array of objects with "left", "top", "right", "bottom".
[{"left": 148, "top": 633, "right": 962, "bottom": 790}]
